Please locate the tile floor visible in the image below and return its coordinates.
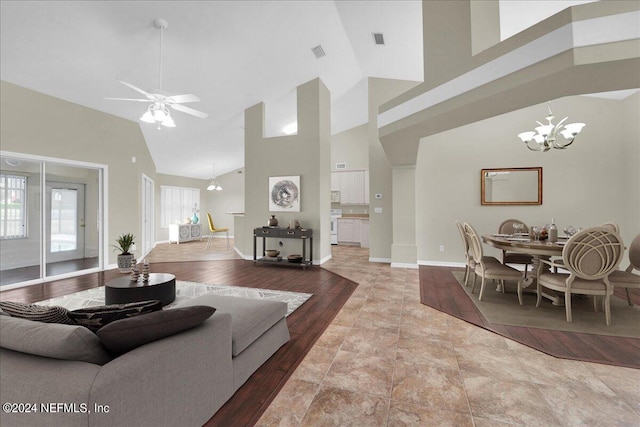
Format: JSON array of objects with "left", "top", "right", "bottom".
[{"left": 256, "top": 245, "right": 640, "bottom": 426}]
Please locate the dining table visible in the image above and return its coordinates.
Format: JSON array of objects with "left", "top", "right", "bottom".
[{"left": 482, "top": 233, "right": 567, "bottom": 305}]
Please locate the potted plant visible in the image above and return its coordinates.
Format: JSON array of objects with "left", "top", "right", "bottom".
[{"left": 112, "top": 233, "right": 136, "bottom": 273}]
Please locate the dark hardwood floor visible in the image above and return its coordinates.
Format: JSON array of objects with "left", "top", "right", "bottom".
[
  {"left": 419, "top": 266, "right": 640, "bottom": 369},
  {"left": 0, "top": 259, "right": 358, "bottom": 427},
  {"left": 0, "top": 257, "right": 100, "bottom": 287}
]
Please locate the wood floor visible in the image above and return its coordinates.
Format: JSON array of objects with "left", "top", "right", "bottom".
[
  {"left": 0, "top": 258, "right": 358, "bottom": 427},
  {"left": 419, "top": 266, "right": 640, "bottom": 369}
]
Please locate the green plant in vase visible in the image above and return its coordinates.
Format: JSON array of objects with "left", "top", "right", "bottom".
[{"left": 112, "top": 233, "right": 136, "bottom": 273}]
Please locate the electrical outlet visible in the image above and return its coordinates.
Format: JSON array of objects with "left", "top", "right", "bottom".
[
  {"left": 439, "top": 244, "right": 445, "bottom": 252},
  {"left": 374, "top": 207, "right": 382, "bottom": 214}
]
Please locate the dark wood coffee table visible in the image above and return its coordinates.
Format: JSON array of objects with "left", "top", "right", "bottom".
[{"left": 105, "top": 273, "right": 176, "bottom": 306}]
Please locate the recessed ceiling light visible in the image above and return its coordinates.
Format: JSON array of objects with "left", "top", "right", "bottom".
[{"left": 373, "top": 33, "right": 385, "bottom": 45}]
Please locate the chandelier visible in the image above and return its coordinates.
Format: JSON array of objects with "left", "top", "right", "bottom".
[
  {"left": 206, "top": 164, "right": 223, "bottom": 191},
  {"left": 517, "top": 102, "right": 585, "bottom": 151}
]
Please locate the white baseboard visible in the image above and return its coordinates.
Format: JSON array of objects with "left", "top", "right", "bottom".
[
  {"left": 369, "top": 257, "right": 392, "bottom": 264},
  {"left": 391, "top": 262, "right": 419, "bottom": 269},
  {"left": 418, "top": 260, "right": 466, "bottom": 268},
  {"left": 315, "top": 254, "right": 332, "bottom": 265}
]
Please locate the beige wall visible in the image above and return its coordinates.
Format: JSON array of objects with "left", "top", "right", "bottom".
[
  {"left": 206, "top": 168, "right": 245, "bottom": 236},
  {"left": 242, "top": 78, "right": 331, "bottom": 262},
  {"left": 0, "top": 81, "right": 156, "bottom": 266},
  {"left": 368, "top": 78, "right": 422, "bottom": 262},
  {"left": 331, "top": 124, "right": 368, "bottom": 171},
  {"left": 416, "top": 94, "right": 639, "bottom": 265}
]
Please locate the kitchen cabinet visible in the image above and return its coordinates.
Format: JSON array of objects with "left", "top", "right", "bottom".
[
  {"left": 331, "top": 170, "right": 368, "bottom": 205},
  {"left": 360, "top": 219, "right": 369, "bottom": 248},
  {"left": 337, "top": 218, "right": 355, "bottom": 243},
  {"left": 331, "top": 173, "right": 340, "bottom": 191},
  {"left": 169, "top": 223, "right": 201, "bottom": 244},
  {"left": 337, "top": 217, "right": 367, "bottom": 246}
]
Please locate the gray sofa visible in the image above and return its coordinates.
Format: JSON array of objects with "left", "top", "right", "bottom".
[{"left": 0, "top": 293, "right": 290, "bottom": 427}]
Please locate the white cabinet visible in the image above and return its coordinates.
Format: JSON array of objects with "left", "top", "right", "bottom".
[
  {"left": 169, "top": 223, "right": 201, "bottom": 244},
  {"left": 331, "top": 173, "right": 340, "bottom": 191},
  {"left": 337, "top": 218, "right": 355, "bottom": 243},
  {"left": 332, "top": 170, "right": 369, "bottom": 205},
  {"left": 364, "top": 170, "right": 370, "bottom": 204},
  {"left": 337, "top": 217, "right": 368, "bottom": 246},
  {"left": 360, "top": 219, "right": 369, "bottom": 248}
]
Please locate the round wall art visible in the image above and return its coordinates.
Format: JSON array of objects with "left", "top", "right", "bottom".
[{"left": 269, "top": 176, "right": 300, "bottom": 212}]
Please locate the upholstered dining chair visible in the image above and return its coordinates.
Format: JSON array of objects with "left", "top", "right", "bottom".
[
  {"left": 608, "top": 232, "right": 640, "bottom": 306},
  {"left": 456, "top": 221, "right": 499, "bottom": 286},
  {"left": 498, "top": 219, "right": 533, "bottom": 277},
  {"left": 206, "top": 213, "right": 230, "bottom": 250},
  {"left": 464, "top": 222, "right": 524, "bottom": 304},
  {"left": 536, "top": 227, "right": 624, "bottom": 326},
  {"left": 600, "top": 221, "right": 620, "bottom": 233}
]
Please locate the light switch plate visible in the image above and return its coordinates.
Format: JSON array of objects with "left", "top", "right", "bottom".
[{"left": 374, "top": 207, "right": 383, "bottom": 213}]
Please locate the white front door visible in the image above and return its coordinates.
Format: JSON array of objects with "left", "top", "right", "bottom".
[{"left": 46, "top": 182, "right": 86, "bottom": 263}]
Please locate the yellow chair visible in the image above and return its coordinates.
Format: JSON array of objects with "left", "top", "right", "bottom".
[{"left": 206, "top": 213, "right": 229, "bottom": 250}]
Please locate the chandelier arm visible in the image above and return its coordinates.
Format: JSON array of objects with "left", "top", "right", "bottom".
[
  {"left": 524, "top": 141, "right": 546, "bottom": 152},
  {"left": 553, "top": 137, "right": 575, "bottom": 149}
]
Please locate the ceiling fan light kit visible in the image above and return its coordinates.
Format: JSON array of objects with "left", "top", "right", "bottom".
[{"left": 106, "top": 18, "right": 207, "bottom": 129}]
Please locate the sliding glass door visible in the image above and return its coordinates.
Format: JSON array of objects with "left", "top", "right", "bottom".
[{"left": 0, "top": 154, "right": 104, "bottom": 288}]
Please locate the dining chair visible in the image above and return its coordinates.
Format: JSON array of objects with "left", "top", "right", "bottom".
[
  {"left": 455, "top": 221, "right": 499, "bottom": 286},
  {"left": 206, "top": 213, "right": 230, "bottom": 250},
  {"left": 536, "top": 227, "right": 624, "bottom": 326},
  {"left": 608, "top": 232, "right": 640, "bottom": 306},
  {"left": 600, "top": 221, "right": 620, "bottom": 233},
  {"left": 464, "top": 222, "right": 524, "bottom": 304},
  {"left": 498, "top": 219, "right": 533, "bottom": 277}
]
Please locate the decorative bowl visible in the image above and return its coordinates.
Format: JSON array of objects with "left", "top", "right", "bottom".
[
  {"left": 287, "top": 254, "right": 303, "bottom": 263},
  {"left": 265, "top": 250, "right": 280, "bottom": 257}
]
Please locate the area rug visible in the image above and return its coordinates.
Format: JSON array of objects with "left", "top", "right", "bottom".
[
  {"left": 36, "top": 281, "right": 312, "bottom": 317},
  {"left": 453, "top": 271, "right": 640, "bottom": 338}
]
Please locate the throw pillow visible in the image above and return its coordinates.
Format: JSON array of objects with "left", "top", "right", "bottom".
[
  {"left": 0, "top": 315, "right": 113, "bottom": 365},
  {"left": 69, "top": 300, "right": 163, "bottom": 332},
  {"left": 96, "top": 305, "right": 215, "bottom": 353},
  {"left": 0, "top": 301, "right": 75, "bottom": 324}
]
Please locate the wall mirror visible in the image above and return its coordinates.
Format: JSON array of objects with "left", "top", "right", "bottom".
[{"left": 481, "top": 167, "right": 542, "bottom": 205}]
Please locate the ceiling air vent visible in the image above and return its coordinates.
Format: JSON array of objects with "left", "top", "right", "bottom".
[
  {"left": 373, "top": 33, "right": 385, "bottom": 45},
  {"left": 335, "top": 163, "right": 347, "bottom": 170},
  {"left": 311, "top": 45, "right": 326, "bottom": 59}
]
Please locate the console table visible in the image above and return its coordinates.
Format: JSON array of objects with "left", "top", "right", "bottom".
[
  {"left": 169, "top": 223, "right": 201, "bottom": 244},
  {"left": 253, "top": 227, "right": 313, "bottom": 269}
]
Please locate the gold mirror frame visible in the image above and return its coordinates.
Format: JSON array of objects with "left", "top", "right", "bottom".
[{"left": 481, "top": 167, "right": 542, "bottom": 205}]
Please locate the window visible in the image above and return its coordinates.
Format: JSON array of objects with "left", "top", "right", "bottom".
[
  {"left": 160, "top": 186, "right": 200, "bottom": 227},
  {"left": 0, "top": 174, "right": 27, "bottom": 239}
]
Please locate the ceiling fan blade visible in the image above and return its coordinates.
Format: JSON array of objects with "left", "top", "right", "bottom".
[
  {"left": 118, "top": 80, "right": 155, "bottom": 99},
  {"left": 105, "top": 97, "right": 153, "bottom": 102},
  {"left": 170, "top": 103, "right": 208, "bottom": 119},
  {"left": 165, "top": 94, "right": 200, "bottom": 104}
]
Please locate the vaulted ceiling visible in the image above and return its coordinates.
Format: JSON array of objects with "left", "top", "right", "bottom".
[
  {"left": 1, "top": 1, "right": 604, "bottom": 179},
  {"left": 0, "top": 1, "right": 423, "bottom": 179}
]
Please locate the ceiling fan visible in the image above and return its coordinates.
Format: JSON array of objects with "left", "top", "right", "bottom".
[{"left": 106, "top": 18, "right": 207, "bottom": 128}]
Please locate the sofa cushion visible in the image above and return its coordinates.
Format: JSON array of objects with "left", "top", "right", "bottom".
[
  {"left": 0, "top": 301, "right": 75, "bottom": 324},
  {"left": 176, "top": 294, "right": 287, "bottom": 356},
  {"left": 0, "top": 315, "right": 113, "bottom": 365},
  {"left": 96, "top": 305, "right": 216, "bottom": 354},
  {"left": 69, "top": 300, "right": 163, "bottom": 332}
]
